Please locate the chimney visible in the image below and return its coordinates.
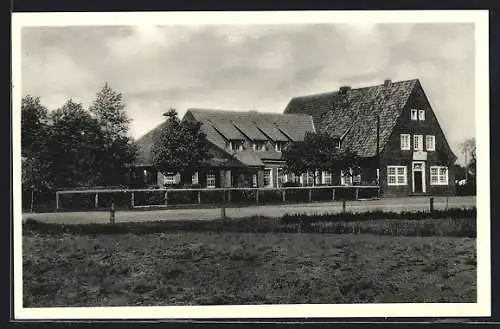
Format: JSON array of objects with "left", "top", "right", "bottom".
[
  {"left": 384, "top": 79, "right": 392, "bottom": 88},
  {"left": 339, "top": 86, "right": 351, "bottom": 94}
]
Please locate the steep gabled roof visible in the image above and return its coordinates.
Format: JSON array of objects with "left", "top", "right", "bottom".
[
  {"left": 135, "top": 108, "right": 315, "bottom": 167},
  {"left": 284, "top": 79, "right": 418, "bottom": 157},
  {"left": 187, "top": 109, "right": 314, "bottom": 143}
]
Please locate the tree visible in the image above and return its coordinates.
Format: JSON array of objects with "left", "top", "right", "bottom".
[
  {"left": 21, "top": 96, "right": 52, "bottom": 211},
  {"left": 21, "top": 95, "right": 49, "bottom": 158},
  {"left": 282, "top": 131, "right": 359, "bottom": 184},
  {"left": 151, "top": 108, "right": 212, "bottom": 182},
  {"left": 459, "top": 137, "right": 476, "bottom": 182},
  {"left": 45, "top": 99, "right": 105, "bottom": 188},
  {"left": 89, "top": 82, "right": 137, "bottom": 186}
]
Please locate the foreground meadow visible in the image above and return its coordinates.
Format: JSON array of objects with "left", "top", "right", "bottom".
[{"left": 23, "top": 231, "right": 476, "bottom": 307}]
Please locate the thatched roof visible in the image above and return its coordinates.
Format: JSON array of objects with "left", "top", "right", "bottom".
[{"left": 284, "top": 79, "right": 419, "bottom": 157}]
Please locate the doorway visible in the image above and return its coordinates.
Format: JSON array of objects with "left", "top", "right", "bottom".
[{"left": 412, "top": 161, "right": 426, "bottom": 193}]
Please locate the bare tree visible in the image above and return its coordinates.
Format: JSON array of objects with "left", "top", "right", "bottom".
[{"left": 459, "top": 137, "right": 476, "bottom": 181}]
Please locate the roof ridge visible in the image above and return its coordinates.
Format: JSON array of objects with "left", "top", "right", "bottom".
[{"left": 291, "top": 78, "right": 419, "bottom": 100}]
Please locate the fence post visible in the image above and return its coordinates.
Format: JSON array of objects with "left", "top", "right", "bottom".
[
  {"left": 256, "top": 190, "right": 259, "bottom": 204},
  {"left": 164, "top": 191, "right": 168, "bottom": 206},
  {"left": 109, "top": 203, "right": 116, "bottom": 224},
  {"left": 332, "top": 188, "right": 335, "bottom": 201},
  {"left": 282, "top": 189, "right": 286, "bottom": 202},
  {"left": 94, "top": 193, "right": 99, "bottom": 209},
  {"left": 221, "top": 189, "right": 226, "bottom": 220},
  {"left": 130, "top": 192, "right": 135, "bottom": 208},
  {"left": 197, "top": 191, "right": 201, "bottom": 204},
  {"left": 228, "top": 189, "right": 231, "bottom": 204},
  {"left": 342, "top": 200, "right": 346, "bottom": 213},
  {"left": 56, "top": 191, "right": 60, "bottom": 210},
  {"left": 308, "top": 188, "right": 312, "bottom": 202},
  {"left": 429, "top": 197, "right": 434, "bottom": 215},
  {"left": 355, "top": 188, "right": 359, "bottom": 200}
]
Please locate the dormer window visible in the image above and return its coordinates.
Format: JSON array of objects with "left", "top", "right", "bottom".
[
  {"left": 229, "top": 140, "right": 244, "bottom": 151},
  {"left": 335, "top": 138, "right": 341, "bottom": 149},
  {"left": 275, "top": 141, "right": 287, "bottom": 152},
  {"left": 252, "top": 141, "right": 267, "bottom": 151}
]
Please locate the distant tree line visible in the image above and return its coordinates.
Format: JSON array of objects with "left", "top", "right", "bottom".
[{"left": 21, "top": 83, "right": 137, "bottom": 209}]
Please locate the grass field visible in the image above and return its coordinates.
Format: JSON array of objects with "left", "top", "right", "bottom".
[{"left": 23, "top": 231, "right": 476, "bottom": 307}]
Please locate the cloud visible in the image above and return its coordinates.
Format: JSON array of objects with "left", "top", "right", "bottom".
[{"left": 21, "top": 23, "right": 475, "bottom": 163}]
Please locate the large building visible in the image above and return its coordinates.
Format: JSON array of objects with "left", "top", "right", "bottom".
[
  {"left": 133, "top": 109, "right": 315, "bottom": 189},
  {"left": 133, "top": 78, "right": 456, "bottom": 197},
  {"left": 284, "top": 78, "right": 456, "bottom": 196}
]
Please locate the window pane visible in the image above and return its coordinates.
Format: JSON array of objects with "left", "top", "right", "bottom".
[
  {"left": 419, "top": 110, "right": 425, "bottom": 120},
  {"left": 388, "top": 167, "right": 396, "bottom": 175}
]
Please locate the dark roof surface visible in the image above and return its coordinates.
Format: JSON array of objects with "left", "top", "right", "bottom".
[
  {"left": 135, "top": 109, "right": 315, "bottom": 167},
  {"left": 284, "top": 79, "right": 418, "bottom": 157}
]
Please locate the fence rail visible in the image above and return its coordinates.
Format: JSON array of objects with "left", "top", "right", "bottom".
[{"left": 55, "top": 186, "right": 380, "bottom": 211}]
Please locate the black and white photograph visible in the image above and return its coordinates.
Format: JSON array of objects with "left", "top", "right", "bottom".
[{"left": 12, "top": 10, "right": 490, "bottom": 319}]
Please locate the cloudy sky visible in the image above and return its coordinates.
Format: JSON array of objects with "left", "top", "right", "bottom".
[{"left": 21, "top": 23, "right": 475, "bottom": 163}]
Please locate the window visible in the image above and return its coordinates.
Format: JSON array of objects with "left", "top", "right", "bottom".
[
  {"left": 413, "top": 135, "right": 423, "bottom": 151},
  {"left": 275, "top": 141, "right": 287, "bottom": 152},
  {"left": 400, "top": 134, "right": 411, "bottom": 150},
  {"left": 253, "top": 142, "right": 267, "bottom": 151},
  {"left": 430, "top": 166, "right": 448, "bottom": 185},
  {"left": 263, "top": 168, "right": 273, "bottom": 187},
  {"left": 387, "top": 166, "right": 407, "bottom": 186},
  {"left": 411, "top": 109, "right": 418, "bottom": 120},
  {"left": 426, "top": 135, "right": 435, "bottom": 151},
  {"left": 341, "top": 169, "right": 353, "bottom": 186},
  {"left": 335, "top": 139, "right": 341, "bottom": 149},
  {"left": 277, "top": 168, "right": 285, "bottom": 187},
  {"left": 206, "top": 171, "right": 216, "bottom": 188},
  {"left": 191, "top": 172, "right": 199, "bottom": 185},
  {"left": 418, "top": 109, "right": 425, "bottom": 121},
  {"left": 229, "top": 140, "right": 244, "bottom": 151},
  {"left": 322, "top": 171, "right": 332, "bottom": 185},
  {"left": 252, "top": 174, "right": 258, "bottom": 187},
  {"left": 164, "top": 172, "right": 177, "bottom": 185}
]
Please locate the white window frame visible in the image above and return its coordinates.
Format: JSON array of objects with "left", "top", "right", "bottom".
[
  {"left": 430, "top": 166, "right": 449, "bottom": 185},
  {"left": 191, "top": 171, "right": 199, "bottom": 185},
  {"left": 275, "top": 142, "right": 283, "bottom": 152},
  {"left": 340, "top": 169, "right": 353, "bottom": 186},
  {"left": 165, "top": 173, "right": 177, "bottom": 185},
  {"left": 252, "top": 174, "right": 258, "bottom": 187},
  {"left": 387, "top": 165, "right": 407, "bottom": 186},
  {"left": 277, "top": 167, "right": 285, "bottom": 187},
  {"left": 411, "top": 109, "right": 418, "bottom": 120},
  {"left": 230, "top": 140, "right": 244, "bottom": 151},
  {"left": 426, "top": 135, "right": 435, "bottom": 151},
  {"left": 413, "top": 135, "right": 423, "bottom": 151},
  {"left": 322, "top": 171, "right": 332, "bottom": 185},
  {"left": 263, "top": 168, "right": 273, "bottom": 187},
  {"left": 400, "top": 134, "right": 411, "bottom": 150},
  {"left": 206, "top": 171, "right": 216, "bottom": 188},
  {"left": 418, "top": 109, "right": 425, "bottom": 121},
  {"left": 253, "top": 141, "right": 266, "bottom": 151}
]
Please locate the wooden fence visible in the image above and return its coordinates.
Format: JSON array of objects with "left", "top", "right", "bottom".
[{"left": 55, "top": 185, "right": 380, "bottom": 211}]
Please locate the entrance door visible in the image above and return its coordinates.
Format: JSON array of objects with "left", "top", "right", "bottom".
[
  {"left": 412, "top": 161, "right": 426, "bottom": 193},
  {"left": 414, "top": 172, "right": 423, "bottom": 193}
]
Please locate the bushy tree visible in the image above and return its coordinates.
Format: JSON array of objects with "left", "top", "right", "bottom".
[
  {"left": 151, "top": 109, "right": 212, "bottom": 181},
  {"left": 282, "top": 131, "right": 359, "bottom": 183},
  {"left": 45, "top": 99, "right": 105, "bottom": 188},
  {"left": 21, "top": 95, "right": 49, "bottom": 159},
  {"left": 89, "top": 83, "right": 137, "bottom": 186}
]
